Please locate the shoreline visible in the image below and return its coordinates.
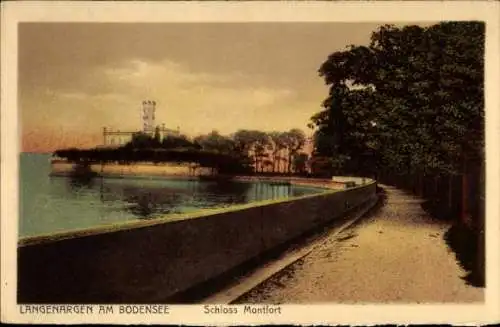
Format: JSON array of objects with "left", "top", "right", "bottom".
[{"left": 50, "top": 161, "right": 361, "bottom": 190}]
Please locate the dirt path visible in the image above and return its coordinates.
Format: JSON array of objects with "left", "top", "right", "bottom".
[{"left": 237, "top": 185, "right": 484, "bottom": 303}]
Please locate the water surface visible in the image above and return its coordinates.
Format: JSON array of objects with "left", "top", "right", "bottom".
[{"left": 20, "top": 153, "right": 324, "bottom": 238}]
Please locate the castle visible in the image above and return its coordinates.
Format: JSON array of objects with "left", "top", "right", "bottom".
[{"left": 102, "top": 100, "right": 180, "bottom": 147}]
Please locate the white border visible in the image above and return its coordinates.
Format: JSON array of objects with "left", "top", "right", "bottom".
[{"left": 2, "top": 1, "right": 500, "bottom": 325}]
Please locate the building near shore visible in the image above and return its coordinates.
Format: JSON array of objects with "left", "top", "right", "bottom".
[{"left": 101, "top": 100, "right": 180, "bottom": 147}]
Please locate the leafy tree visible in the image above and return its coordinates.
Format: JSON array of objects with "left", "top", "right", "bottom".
[
  {"left": 310, "top": 19, "right": 485, "bottom": 270},
  {"left": 161, "top": 134, "right": 198, "bottom": 150},
  {"left": 282, "top": 128, "right": 306, "bottom": 174},
  {"left": 125, "top": 132, "right": 157, "bottom": 149},
  {"left": 268, "top": 131, "right": 288, "bottom": 173},
  {"left": 232, "top": 129, "right": 270, "bottom": 173},
  {"left": 194, "top": 131, "right": 235, "bottom": 154},
  {"left": 251, "top": 131, "right": 271, "bottom": 173},
  {"left": 154, "top": 126, "right": 162, "bottom": 145},
  {"left": 292, "top": 152, "right": 309, "bottom": 175},
  {"left": 54, "top": 147, "right": 252, "bottom": 173},
  {"left": 313, "top": 21, "right": 484, "bottom": 183},
  {"left": 232, "top": 130, "right": 255, "bottom": 153},
  {"left": 309, "top": 155, "right": 335, "bottom": 178}
]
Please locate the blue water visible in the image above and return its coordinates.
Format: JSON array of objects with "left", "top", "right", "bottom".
[{"left": 20, "top": 153, "right": 323, "bottom": 238}]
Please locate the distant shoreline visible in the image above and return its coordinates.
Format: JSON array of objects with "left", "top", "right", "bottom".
[
  {"left": 21, "top": 151, "right": 52, "bottom": 155},
  {"left": 49, "top": 160, "right": 365, "bottom": 190}
]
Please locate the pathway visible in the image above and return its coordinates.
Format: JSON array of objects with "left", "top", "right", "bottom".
[{"left": 236, "top": 185, "right": 483, "bottom": 303}]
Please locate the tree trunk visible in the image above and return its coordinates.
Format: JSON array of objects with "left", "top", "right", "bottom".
[
  {"left": 448, "top": 174, "right": 453, "bottom": 213},
  {"left": 277, "top": 151, "right": 282, "bottom": 173},
  {"left": 417, "top": 173, "right": 423, "bottom": 196},
  {"left": 461, "top": 156, "right": 469, "bottom": 224},
  {"left": 272, "top": 152, "right": 277, "bottom": 173},
  {"left": 477, "top": 157, "right": 485, "bottom": 285}
]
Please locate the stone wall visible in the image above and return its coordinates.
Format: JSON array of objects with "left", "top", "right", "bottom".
[
  {"left": 331, "top": 176, "right": 373, "bottom": 185},
  {"left": 18, "top": 182, "right": 376, "bottom": 303},
  {"left": 50, "top": 161, "right": 214, "bottom": 178}
]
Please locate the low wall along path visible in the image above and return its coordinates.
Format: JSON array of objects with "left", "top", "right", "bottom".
[
  {"left": 18, "top": 175, "right": 376, "bottom": 303},
  {"left": 237, "top": 185, "right": 483, "bottom": 303}
]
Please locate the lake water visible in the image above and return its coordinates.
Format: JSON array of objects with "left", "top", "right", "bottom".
[{"left": 20, "top": 153, "right": 324, "bottom": 238}]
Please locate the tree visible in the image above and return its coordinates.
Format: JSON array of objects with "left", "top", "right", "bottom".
[
  {"left": 309, "top": 155, "right": 335, "bottom": 178},
  {"left": 232, "top": 129, "right": 270, "bottom": 173},
  {"left": 268, "top": 131, "right": 288, "bottom": 173},
  {"left": 161, "top": 134, "right": 198, "bottom": 150},
  {"left": 282, "top": 128, "right": 306, "bottom": 174},
  {"left": 54, "top": 146, "right": 252, "bottom": 174},
  {"left": 251, "top": 131, "right": 271, "bottom": 173},
  {"left": 232, "top": 130, "right": 257, "bottom": 154},
  {"left": 292, "top": 152, "right": 309, "bottom": 175},
  {"left": 154, "top": 126, "right": 162, "bottom": 145},
  {"left": 125, "top": 132, "right": 156, "bottom": 149},
  {"left": 310, "top": 21, "right": 485, "bottom": 281},
  {"left": 312, "top": 22, "right": 484, "bottom": 185},
  {"left": 194, "top": 130, "right": 235, "bottom": 154}
]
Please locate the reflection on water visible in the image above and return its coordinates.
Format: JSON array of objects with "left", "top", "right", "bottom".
[
  {"left": 20, "top": 153, "right": 323, "bottom": 237},
  {"left": 97, "top": 179, "right": 300, "bottom": 219},
  {"left": 68, "top": 174, "right": 95, "bottom": 191}
]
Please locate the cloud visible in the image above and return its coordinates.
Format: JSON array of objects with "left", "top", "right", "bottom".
[
  {"left": 19, "top": 22, "right": 435, "bottom": 152},
  {"left": 102, "top": 58, "right": 257, "bottom": 92},
  {"left": 58, "top": 91, "right": 125, "bottom": 102},
  {"left": 58, "top": 92, "right": 87, "bottom": 100},
  {"left": 92, "top": 58, "right": 296, "bottom": 132},
  {"left": 21, "top": 57, "right": 302, "bottom": 151}
]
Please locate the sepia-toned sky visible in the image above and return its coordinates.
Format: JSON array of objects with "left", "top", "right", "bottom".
[{"left": 20, "top": 22, "right": 387, "bottom": 152}]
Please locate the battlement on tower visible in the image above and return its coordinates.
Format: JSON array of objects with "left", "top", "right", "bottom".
[{"left": 142, "top": 100, "right": 156, "bottom": 134}]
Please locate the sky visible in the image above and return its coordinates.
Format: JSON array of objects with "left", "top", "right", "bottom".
[{"left": 20, "top": 22, "right": 386, "bottom": 152}]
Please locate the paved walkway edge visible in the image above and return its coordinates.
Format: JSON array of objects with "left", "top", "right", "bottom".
[{"left": 201, "top": 194, "right": 380, "bottom": 304}]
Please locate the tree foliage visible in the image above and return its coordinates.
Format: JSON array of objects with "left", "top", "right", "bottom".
[
  {"left": 124, "top": 132, "right": 199, "bottom": 150},
  {"left": 311, "top": 21, "right": 484, "bottom": 178},
  {"left": 54, "top": 147, "right": 252, "bottom": 174},
  {"left": 193, "top": 131, "right": 235, "bottom": 154},
  {"left": 55, "top": 128, "right": 309, "bottom": 175}
]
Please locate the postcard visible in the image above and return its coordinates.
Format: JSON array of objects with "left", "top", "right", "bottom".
[{"left": 1, "top": 1, "right": 499, "bottom": 325}]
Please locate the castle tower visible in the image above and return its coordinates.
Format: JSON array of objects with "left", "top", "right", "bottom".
[{"left": 142, "top": 100, "right": 156, "bottom": 135}]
